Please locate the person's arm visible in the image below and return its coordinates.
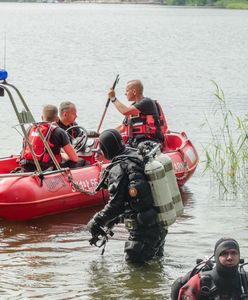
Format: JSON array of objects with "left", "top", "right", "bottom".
[
  {"left": 87, "top": 164, "right": 127, "bottom": 235},
  {"left": 61, "top": 144, "right": 78, "bottom": 162},
  {"left": 56, "top": 127, "right": 78, "bottom": 162},
  {"left": 112, "top": 99, "right": 140, "bottom": 116},
  {"left": 108, "top": 88, "right": 140, "bottom": 116},
  {"left": 115, "top": 123, "right": 125, "bottom": 133},
  {"left": 93, "top": 164, "right": 127, "bottom": 225}
]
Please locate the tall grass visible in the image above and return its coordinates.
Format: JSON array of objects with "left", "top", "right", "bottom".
[{"left": 202, "top": 82, "right": 248, "bottom": 193}]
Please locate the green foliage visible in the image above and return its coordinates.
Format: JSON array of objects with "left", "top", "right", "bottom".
[
  {"left": 165, "top": 0, "right": 248, "bottom": 8},
  {"left": 166, "top": 0, "right": 185, "bottom": 5},
  {"left": 225, "top": 1, "right": 248, "bottom": 8},
  {"left": 210, "top": 0, "right": 248, "bottom": 7},
  {"left": 202, "top": 82, "right": 248, "bottom": 193},
  {"left": 166, "top": 0, "right": 209, "bottom": 5}
]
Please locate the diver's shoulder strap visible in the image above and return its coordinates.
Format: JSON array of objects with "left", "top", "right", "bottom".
[{"left": 199, "top": 272, "right": 218, "bottom": 300}]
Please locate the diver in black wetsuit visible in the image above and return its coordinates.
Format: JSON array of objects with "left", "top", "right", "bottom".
[{"left": 87, "top": 129, "right": 167, "bottom": 263}]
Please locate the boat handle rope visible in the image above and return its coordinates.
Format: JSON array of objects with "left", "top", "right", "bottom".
[{"left": 64, "top": 169, "right": 99, "bottom": 196}]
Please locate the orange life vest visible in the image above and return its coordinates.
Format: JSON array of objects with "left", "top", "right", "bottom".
[
  {"left": 122, "top": 101, "right": 168, "bottom": 144},
  {"left": 22, "top": 123, "right": 61, "bottom": 164}
]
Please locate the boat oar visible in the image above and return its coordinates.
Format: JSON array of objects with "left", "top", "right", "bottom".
[{"left": 96, "top": 74, "right": 119, "bottom": 134}]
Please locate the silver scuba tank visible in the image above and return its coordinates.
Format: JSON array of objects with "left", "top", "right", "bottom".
[
  {"left": 155, "top": 150, "right": 184, "bottom": 217},
  {"left": 144, "top": 157, "right": 177, "bottom": 227}
]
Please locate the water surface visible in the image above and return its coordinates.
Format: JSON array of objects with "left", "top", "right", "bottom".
[{"left": 0, "top": 3, "right": 247, "bottom": 299}]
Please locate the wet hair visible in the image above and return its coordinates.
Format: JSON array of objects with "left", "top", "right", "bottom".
[
  {"left": 59, "top": 101, "right": 76, "bottom": 116},
  {"left": 127, "top": 80, "right": 144, "bottom": 95},
  {"left": 42, "top": 105, "right": 58, "bottom": 122}
]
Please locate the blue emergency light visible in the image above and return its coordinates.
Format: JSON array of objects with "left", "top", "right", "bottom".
[{"left": 0, "top": 69, "right": 8, "bottom": 81}]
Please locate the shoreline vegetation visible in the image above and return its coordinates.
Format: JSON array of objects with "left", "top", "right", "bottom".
[
  {"left": 164, "top": 0, "right": 248, "bottom": 9},
  {"left": 203, "top": 83, "right": 248, "bottom": 194},
  {"left": 1, "top": 0, "right": 248, "bottom": 9}
]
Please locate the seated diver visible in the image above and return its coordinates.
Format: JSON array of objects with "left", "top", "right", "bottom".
[
  {"left": 20, "top": 104, "right": 80, "bottom": 172},
  {"left": 171, "top": 237, "right": 248, "bottom": 300}
]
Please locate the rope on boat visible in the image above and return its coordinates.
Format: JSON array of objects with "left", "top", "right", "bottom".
[{"left": 65, "top": 171, "right": 98, "bottom": 196}]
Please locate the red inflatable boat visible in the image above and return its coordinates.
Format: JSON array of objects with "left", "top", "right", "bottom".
[
  {"left": 0, "top": 76, "right": 199, "bottom": 221},
  {"left": 0, "top": 131, "right": 198, "bottom": 221}
]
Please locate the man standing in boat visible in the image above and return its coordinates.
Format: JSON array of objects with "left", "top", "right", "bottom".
[
  {"left": 108, "top": 80, "right": 167, "bottom": 147},
  {"left": 21, "top": 104, "right": 79, "bottom": 172},
  {"left": 87, "top": 129, "right": 167, "bottom": 264}
]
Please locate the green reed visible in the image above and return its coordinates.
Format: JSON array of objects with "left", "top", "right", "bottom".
[{"left": 202, "top": 82, "right": 248, "bottom": 193}]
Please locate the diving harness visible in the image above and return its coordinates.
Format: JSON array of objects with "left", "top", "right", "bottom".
[{"left": 171, "top": 256, "right": 248, "bottom": 300}]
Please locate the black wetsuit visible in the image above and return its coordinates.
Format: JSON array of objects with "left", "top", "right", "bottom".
[{"left": 94, "top": 148, "right": 167, "bottom": 263}]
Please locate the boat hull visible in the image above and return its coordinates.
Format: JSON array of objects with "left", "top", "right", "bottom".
[
  {"left": 0, "top": 132, "right": 198, "bottom": 221},
  {"left": 164, "top": 132, "right": 199, "bottom": 186},
  {"left": 0, "top": 165, "right": 107, "bottom": 221}
]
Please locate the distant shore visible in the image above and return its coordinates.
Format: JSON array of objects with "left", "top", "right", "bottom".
[
  {"left": 71, "top": 0, "right": 163, "bottom": 3},
  {"left": 69, "top": 0, "right": 248, "bottom": 9},
  {"left": 0, "top": 0, "right": 164, "bottom": 3},
  {"left": 1, "top": 0, "right": 248, "bottom": 9},
  {"left": 74, "top": 0, "right": 248, "bottom": 8}
]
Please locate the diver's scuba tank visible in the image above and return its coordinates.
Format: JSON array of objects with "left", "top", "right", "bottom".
[
  {"left": 144, "top": 157, "right": 177, "bottom": 227},
  {"left": 156, "top": 150, "right": 184, "bottom": 217}
]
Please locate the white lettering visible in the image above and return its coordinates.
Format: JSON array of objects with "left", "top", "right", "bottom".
[{"left": 71, "top": 177, "right": 99, "bottom": 193}]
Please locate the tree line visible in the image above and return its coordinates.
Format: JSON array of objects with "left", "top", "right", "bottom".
[{"left": 163, "top": 0, "right": 248, "bottom": 9}]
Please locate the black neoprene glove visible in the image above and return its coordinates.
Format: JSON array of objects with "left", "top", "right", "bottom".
[{"left": 87, "top": 218, "right": 105, "bottom": 237}]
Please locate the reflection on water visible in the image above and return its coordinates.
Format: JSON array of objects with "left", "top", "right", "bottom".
[
  {"left": 0, "top": 179, "right": 247, "bottom": 298},
  {"left": 87, "top": 259, "right": 170, "bottom": 300}
]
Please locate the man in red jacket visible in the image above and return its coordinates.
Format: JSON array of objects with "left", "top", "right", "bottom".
[{"left": 21, "top": 104, "right": 78, "bottom": 172}]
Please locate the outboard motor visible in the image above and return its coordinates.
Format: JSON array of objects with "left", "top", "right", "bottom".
[
  {"left": 144, "top": 156, "right": 177, "bottom": 227},
  {"left": 156, "top": 150, "right": 184, "bottom": 217}
]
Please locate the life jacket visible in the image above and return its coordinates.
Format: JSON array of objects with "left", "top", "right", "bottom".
[
  {"left": 22, "top": 123, "right": 61, "bottom": 165},
  {"left": 122, "top": 100, "right": 168, "bottom": 146}
]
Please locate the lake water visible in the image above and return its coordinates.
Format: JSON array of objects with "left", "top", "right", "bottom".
[{"left": 0, "top": 3, "right": 247, "bottom": 299}]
